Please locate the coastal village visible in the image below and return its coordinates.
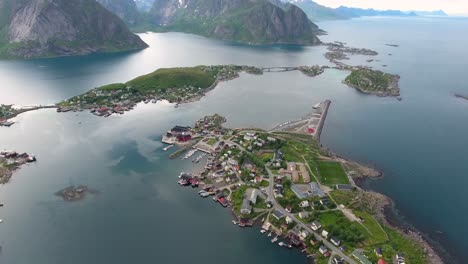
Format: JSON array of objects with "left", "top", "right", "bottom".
[{"left": 161, "top": 106, "right": 424, "bottom": 264}]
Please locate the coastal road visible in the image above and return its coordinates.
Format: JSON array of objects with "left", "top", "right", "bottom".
[{"left": 265, "top": 168, "right": 357, "bottom": 264}]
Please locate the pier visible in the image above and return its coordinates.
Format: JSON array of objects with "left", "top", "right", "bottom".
[{"left": 313, "top": 100, "right": 331, "bottom": 142}]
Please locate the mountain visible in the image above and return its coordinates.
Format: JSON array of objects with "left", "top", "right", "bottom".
[
  {"left": 0, "top": 0, "right": 148, "bottom": 59},
  {"left": 412, "top": 10, "right": 448, "bottom": 16},
  {"left": 288, "top": 0, "right": 347, "bottom": 21},
  {"left": 334, "top": 6, "right": 417, "bottom": 18},
  {"left": 148, "top": 0, "right": 323, "bottom": 45},
  {"left": 134, "top": 0, "right": 154, "bottom": 12},
  {"left": 96, "top": 0, "right": 141, "bottom": 26}
]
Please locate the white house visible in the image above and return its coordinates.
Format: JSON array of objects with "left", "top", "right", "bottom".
[
  {"left": 285, "top": 216, "right": 293, "bottom": 224},
  {"left": 311, "top": 221, "right": 322, "bottom": 231},
  {"left": 321, "top": 230, "right": 329, "bottom": 238},
  {"left": 300, "top": 200, "right": 310, "bottom": 208}
]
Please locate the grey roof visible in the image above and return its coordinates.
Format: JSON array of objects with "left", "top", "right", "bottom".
[
  {"left": 310, "top": 182, "right": 326, "bottom": 198},
  {"left": 336, "top": 184, "right": 353, "bottom": 190},
  {"left": 272, "top": 209, "right": 284, "bottom": 219},
  {"left": 241, "top": 199, "right": 252, "bottom": 212}
]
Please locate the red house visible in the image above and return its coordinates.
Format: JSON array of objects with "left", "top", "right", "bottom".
[{"left": 177, "top": 134, "right": 192, "bottom": 142}]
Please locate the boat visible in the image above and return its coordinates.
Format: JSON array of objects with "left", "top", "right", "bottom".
[
  {"left": 267, "top": 232, "right": 272, "bottom": 237},
  {"left": 0, "top": 202, "right": 3, "bottom": 207},
  {"left": 261, "top": 217, "right": 265, "bottom": 223},
  {"left": 278, "top": 242, "right": 285, "bottom": 247},
  {"left": 198, "top": 190, "right": 206, "bottom": 194},
  {"left": 200, "top": 192, "right": 210, "bottom": 198},
  {"left": 260, "top": 229, "right": 267, "bottom": 234},
  {"left": 163, "top": 145, "right": 174, "bottom": 151},
  {"left": 271, "top": 236, "right": 278, "bottom": 243},
  {"left": 232, "top": 220, "right": 238, "bottom": 225},
  {"left": 313, "top": 102, "right": 321, "bottom": 109},
  {"left": 0, "top": 219, "right": 3, "bottom": 223},
  {"left": 287, "top": 244, "right": 292, "bottom": 249}
]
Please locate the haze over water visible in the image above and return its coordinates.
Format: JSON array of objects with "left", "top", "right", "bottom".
[{"left": 0, "top": 17, "right": 467, "bottom": 263}]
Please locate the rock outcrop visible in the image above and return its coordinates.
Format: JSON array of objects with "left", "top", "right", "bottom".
[{"left": 0, "top": 0, "right": 148, "bottom": 59}]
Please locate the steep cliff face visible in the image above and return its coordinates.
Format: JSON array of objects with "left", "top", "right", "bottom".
[
  {"left": 96, "top": 0, "right": 140, "bottom": 26},
  {"left": 0, "top": 0, "right": 148, "bottom": 59},
  {"left": 150, "top": 0, "right": 322, "bottom": 45}
]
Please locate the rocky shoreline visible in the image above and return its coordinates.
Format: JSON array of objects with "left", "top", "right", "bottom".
[{"left": 351, "top": 168, "right": 447, "bottom": 264}]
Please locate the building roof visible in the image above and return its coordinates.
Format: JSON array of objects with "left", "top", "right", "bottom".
[
  {"left": 352, "top": 250, "right": 372, "bottom": 264},
  {"left": 241, "top": 199, "right": 252, "bottom": 213},
  {"left": 336, "top": 184, "right": 353, "bottom": 190},
  {"left": 378, "top": 260, "right": 388, "bottom": 264},
  {"left": 272, "top": 209, "right": 284, "bottom": 219},
  {"left": 310, "top": 182, "right": 326, "bottom": 198}
]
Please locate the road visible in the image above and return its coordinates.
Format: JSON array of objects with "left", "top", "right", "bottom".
[{"left": 266, "top": 167, "right": 357, "bottom": 264}]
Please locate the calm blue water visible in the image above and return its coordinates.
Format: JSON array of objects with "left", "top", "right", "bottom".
[{"left": 0, "top": 17, "right": 467, "bottom": 263}]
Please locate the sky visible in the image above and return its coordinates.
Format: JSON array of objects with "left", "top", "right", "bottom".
[{"left": 313, "top": 0, "right": 468, "bottom": 15}]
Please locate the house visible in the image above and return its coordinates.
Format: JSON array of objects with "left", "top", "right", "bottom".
[
  {"left": 285, "top": 206, "right": 292, "bottom": 213},
  {"left": 321, "top": 230, "right": 329, "bottom": 238},
  {"left": 331, "top": 237, "right": 341, "bottom": 246},
  {"left": 285, "top": 216, "right": 293, "bottom": 224},
  {"left": 352, "top": 250, "right": 372, "bottom": 264},
  {"left": 311, "top": 221, "right": 322, "bottom": 231},
  {"left": 320, "top": 198, "right": 330, "bottom": 205},
  {"left": 299, "top": 200, "right": 309, "bottom": 208},
  {"left": 299, "top": 230, "right": 309, "bottom": 240},
  {"left": 171, "top": 125, "right": 191, "bottom": 134},
  {"left": 333, "top": 257, "right": 344, "bottom": 264},
  {"left": 378, "top": 259, "right": 388, "bottom": 264},
  {"left": 298, "top": 211, "right": 309, "bottom": 219},
  {"left": 374, "top": 247, "right": 383, "bottom": 258},
  {"left": 240, "top": 199, "right": 252, "bottom": 214},
  {"left": 336, "top": 184, "right": 353, "bottom": 191},
  {"left": 319, "top": 245, "right": 328, "bottom": 255},
  {"left": 310, "top": 182, "right": 326, "bottom": 198},
  {"left": 249, "top": 189, "right": 258, "bottom": 204},
  {"left": 309, "top": 236, "right": 318, "bottom": 245},
  {"left": 177, "top": 134, "right": 192, "bottom": 142},
  {"left": 272, "top": 209, "right": 284, "bottom": 220},
  {"left": 396, "top": 253, "right": 406, "bottom": 264}
]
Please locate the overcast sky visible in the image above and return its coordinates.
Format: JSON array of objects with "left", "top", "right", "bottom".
[{"left": 313, "top": 0, "right": 468, "bottom": 15}]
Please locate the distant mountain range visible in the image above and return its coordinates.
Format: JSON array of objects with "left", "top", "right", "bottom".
[
  {"left": 0, "top": 0, "right": 147, "bottom": 59},
  {"left": 286, "top": 0, "right": 448, "bottom": 21}
]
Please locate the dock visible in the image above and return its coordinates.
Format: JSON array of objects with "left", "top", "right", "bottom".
[{"left": 314, "top": 100, "right": 331, "bottom": 142}]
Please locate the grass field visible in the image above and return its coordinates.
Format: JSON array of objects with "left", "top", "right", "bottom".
[
  {"left": 127, "top": 67, "right": 217, "bottom": 93},
  {"left": 316, "top": 160, "right": 349, "bottom": 185},
  {"left": 354, "top": 211, "right": 388, "bottom": 245}
]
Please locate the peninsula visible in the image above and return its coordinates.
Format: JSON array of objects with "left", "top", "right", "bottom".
[
  {"left": 163, "top": 112, "right": 441, "bottom": 264},
  {"left": 0, "top": 151, "right": 36, "bottom": 184}
]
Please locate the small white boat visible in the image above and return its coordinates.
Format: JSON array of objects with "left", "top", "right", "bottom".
[
  {"left": 232, "top": 220, "right": 238, "bottom": 225},
  {"left": 267, "top": 232, "right": 272, "bottom": 237},
  {"left": 278, "top": 242, "right": 285, "bottom": 247},
  {"left": 271, "top": 236, "right": 278, "bottom": 243},
  {"left": 261, "top": 217, "right": 265, "bottom": 222},
  {"left": 260, "top": 229, "right": 267, "bottom": 234},
  {"left": 0, "top": 219, "right": 3, "bottom": 223},
  {"left": 313, "top": 102, "right": 321, "bottom": 109}
]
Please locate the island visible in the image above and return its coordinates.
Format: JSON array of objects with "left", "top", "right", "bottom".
[
  {"left": 56, "top": 65, "right": 330, "bottom": 117},
  {"left": 0, "top": 151, "right": 36, "bottom": 184},
  {"left": 162, "top": 112, "right": 440, "bottom": 264},
  {"left": 454, "top": 93, "right": 468, "bottom": 101},
  {"left": 55, "top": 185, "right": 91, "bottom": 202},
  {"left": 344, "top": 69, "right": 400, "bottom": 97}
]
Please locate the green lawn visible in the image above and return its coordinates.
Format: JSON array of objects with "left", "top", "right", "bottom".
[
  {"left": 127, "top": 67, "right": 217, "bottom": 93},
  {"left": 354, "top": 211, "right": 388, "bottom": 245},
  {"left": 316, "top": 161, "right": 349, "bottom": 185},
  {"left": 206, "top": 138, "right": 218, "bottom": 146}
]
